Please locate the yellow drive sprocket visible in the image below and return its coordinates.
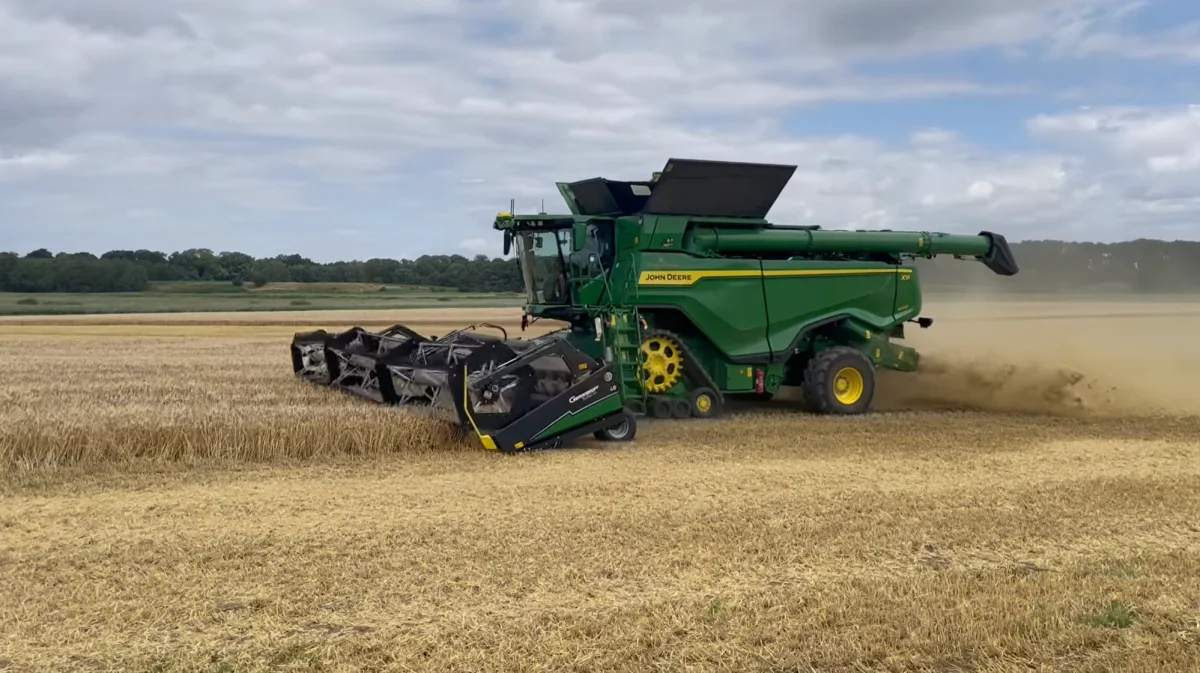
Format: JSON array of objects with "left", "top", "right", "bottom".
[{"left": 640, "top": 332, "right": 684, "bottom": 393}]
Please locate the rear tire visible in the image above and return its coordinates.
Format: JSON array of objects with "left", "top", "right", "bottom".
[
  {"left": 800, "top": 346, "right": 875, "bottom": 415},
  {"left": 594, "top": 410, "right": 637, "bottom": 442}
]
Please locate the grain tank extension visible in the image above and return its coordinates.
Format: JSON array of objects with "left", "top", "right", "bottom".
[{"left": 290, "top": 158, "right": 1019, "bottom": 451}]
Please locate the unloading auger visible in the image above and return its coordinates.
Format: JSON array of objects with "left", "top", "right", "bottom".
[{"left": 290, "top": 320, "right": 638, "bottom": 452}]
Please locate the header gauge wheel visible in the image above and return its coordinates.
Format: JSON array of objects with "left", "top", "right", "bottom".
[{"left": 594, "top": 409, "right": 637, "bottom": 442}]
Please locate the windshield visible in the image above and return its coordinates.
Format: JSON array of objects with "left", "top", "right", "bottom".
[{"left": 514, "top": 228, "right": 570, "bottom": 304}]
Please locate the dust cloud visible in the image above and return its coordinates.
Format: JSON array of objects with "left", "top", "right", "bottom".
[
  {"left": 871, "top": 295, "right": 1200, "bottom": 419},
  {"left": 873, "top": 356, "right": 1118, "bottom": 416}
]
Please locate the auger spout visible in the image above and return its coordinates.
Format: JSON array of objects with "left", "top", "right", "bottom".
[{"left": 682, "top": 228, "right": 1019, "bottom": 275}]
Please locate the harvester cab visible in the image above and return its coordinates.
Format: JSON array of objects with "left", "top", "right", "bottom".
[
  {"left": 291, "top": 157, "right": 1020, "bottom": 453},
  {"left": 498, "top": 213, "right": 619, "bottom": 323}
]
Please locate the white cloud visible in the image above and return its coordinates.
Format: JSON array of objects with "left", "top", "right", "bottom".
[
  {"left": 460, "top": 238, "right": 491, "bottom": 255},
  {"left": 967, "top": 181, "right": 996, "bottom": 201},
  {"left": 0, "top": 150, "right": 77, "bottom": 176},
  {"left": 0, "top": 0, "right": 1197, "bottom": 259}
]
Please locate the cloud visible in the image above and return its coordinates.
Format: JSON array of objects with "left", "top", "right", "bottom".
[
  {"left": 0, "top": 150, "right": 77, "bottom": 175},
  {"left": 460, "top": 238, "right": 491, "bottom": 255},
  {"left": 0, "top": 0, "right": 1197, "bottom": 260},
  {"left": 1022, "top": 105, "right": 1200, "bottom": 229}
]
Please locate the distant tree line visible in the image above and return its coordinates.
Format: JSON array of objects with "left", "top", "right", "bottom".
[
  {"left": 0, "top": 248, "right": 524, "bottom": 293},
  {"left": 0, "top": 238, "right": 1198, "bottom": 294}
]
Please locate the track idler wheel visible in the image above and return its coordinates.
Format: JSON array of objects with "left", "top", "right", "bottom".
[
  {"left": 670, "top": 398, "right": 691, "bottom": 419},
  {"left": 648, "top": 396, "right": 673, "bottom": 419},
  {"left": 688, "top": 387, "right": 720, "bottom": 419},
  {"left": 800, "top": 346, "right": 876, "bottom": 414}
]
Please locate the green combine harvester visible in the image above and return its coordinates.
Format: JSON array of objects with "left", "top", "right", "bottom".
[{"left": 291, "top": 158, "right": 1019, "bottom": 452}]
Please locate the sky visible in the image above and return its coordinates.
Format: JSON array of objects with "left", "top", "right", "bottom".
[{"left": 1, "top": 0, "right": 1199, "bottom": 262}]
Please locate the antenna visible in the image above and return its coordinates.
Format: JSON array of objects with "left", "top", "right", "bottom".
[
  {"left": 510, "top": 198, "right": 515, "bottom": 214},
  {"left": 540, "top": 198, "right": 545, "bottom": 214}
]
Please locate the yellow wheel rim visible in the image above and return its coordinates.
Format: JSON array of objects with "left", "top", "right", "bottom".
[
  {"left": 833, "top": 366, "right": 865, "bottom": 405},
  {"left": 695, "top": 394, "right": 712, "bottom": 413},
  {"left": 640, "top": 335, "right": 684, "bottom": 393}
]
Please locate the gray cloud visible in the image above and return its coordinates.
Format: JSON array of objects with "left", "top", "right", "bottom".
[
  {"left": 7, "top": 0, "right": 198, "bottom": 35},
  {"left": 0, "top": 0, "right": 1195, "bottom": 259}
]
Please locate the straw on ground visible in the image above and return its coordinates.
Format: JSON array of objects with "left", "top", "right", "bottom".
[{"left": 1, "top": 301, "right": 1198, "bottom": 672}]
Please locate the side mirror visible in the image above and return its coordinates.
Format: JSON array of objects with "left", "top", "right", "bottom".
[{"left": 503, "top": 231, "right": 512, "bottom": 256}]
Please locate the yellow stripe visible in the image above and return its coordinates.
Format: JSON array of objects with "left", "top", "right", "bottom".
[
  {"left": 638, "top": 268, "right": 912, "bottom": 286},
  {"left": 763, "top": 268, "right": 910, "bottom": 278}
]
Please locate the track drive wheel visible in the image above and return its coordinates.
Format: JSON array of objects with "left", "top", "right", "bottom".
[
  {"left": 640, "top": 333, "right": 684, "bottom": 394},
  {"left": 594, "top": 409, "right": 637, "bottom": 442},
  {"left": 800, "top": 346, "right": 875, "bottom": 415},
  {"left": 688, "top": 387, "right": 721, "bottom": 419}
]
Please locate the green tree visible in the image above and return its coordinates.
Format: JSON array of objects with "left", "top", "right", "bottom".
[
  {"left": 250, "top": 258, "right": 291, "bottom": 287},
  {"left": 218, "top": 251, "right": 255, "bottom": 281}
]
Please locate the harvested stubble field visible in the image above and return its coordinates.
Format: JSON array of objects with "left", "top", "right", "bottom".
[{"left": 2, "top": 298, "right": 1200, "bottom": 672}]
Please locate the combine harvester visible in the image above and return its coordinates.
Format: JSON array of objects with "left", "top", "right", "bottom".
[{"left": 291, "top": 158, "right": 1019, "bottom": 452}]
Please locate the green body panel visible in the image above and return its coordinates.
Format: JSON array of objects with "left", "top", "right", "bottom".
[
  {"left": 893, "top": 267, "right": 921, "bottom": 320},
  {"left": 718, "top": 364, "right": 756, "bottom": 392},
  {"left": 560, "top": 324, "right": 605, "bottom": 360},
  {"left": 494, "top": 157, "right": 1019, "bottom": 412},
  {"left": 764, "top": 363, "right": 786, "bottom": 394},
  {"left": 631, "top": 254, "right": 920, "bottom": 365},
  {"left": 758, "top": 259, "right": 902, "bottom": 358},
  {"left": 634, "top": 254, "right": 771, "bottom": 359}
]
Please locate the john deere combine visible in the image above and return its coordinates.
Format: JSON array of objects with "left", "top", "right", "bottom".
[{"left": 290, "top": 158, "right": 1019, "bottom": 452}]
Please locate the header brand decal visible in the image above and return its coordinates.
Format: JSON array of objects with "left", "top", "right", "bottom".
[{"left": 569, "top": 386, "right": 600, "bottom": 404}]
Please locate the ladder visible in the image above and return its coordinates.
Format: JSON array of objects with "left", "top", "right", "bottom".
[{"left": 604, "top": 308, "right": 646, "bottom": 412}]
